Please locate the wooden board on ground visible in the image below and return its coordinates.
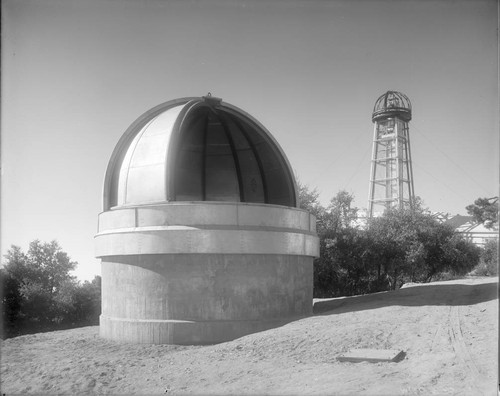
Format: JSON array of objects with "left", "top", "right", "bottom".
[{"left": 337, "top": 349, "right": 405, "bottom": 363}]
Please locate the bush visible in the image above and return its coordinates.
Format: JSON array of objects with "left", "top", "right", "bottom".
[
  {"left": 1, "top": 241, "right": 101, "bottom": 338},
  {"left": 471, "top": 239, "right": 498, "bottom": 276},
  {"left": 299, "top": 184, "right": 485, "bottom": 298}
]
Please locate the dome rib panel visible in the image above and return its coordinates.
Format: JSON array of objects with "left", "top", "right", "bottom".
[
  {"left": 117, "top": 117, "right": 152, "bottom": 206},
  {"left": 103, "top": 97, "right": 197, "bottom": 210},
  {"left": 117, "top": 103, "right": 186, "bottom": 206},
  {"left": 164, "top": 100, "right": 203, "bottom": 201},
  {"left": 219, "top": 112, "right": 266, "bottom": 204}
]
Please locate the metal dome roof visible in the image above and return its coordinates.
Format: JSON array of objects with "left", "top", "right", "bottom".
[
  {"left": 102, "top": 95, "right": 298, "bottom": 210},
  {"left": 372, "top": 91, "right": 412, "bottom": 122}
]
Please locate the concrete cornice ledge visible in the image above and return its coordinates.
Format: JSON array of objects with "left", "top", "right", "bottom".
[{"left": 95, "top": 202, "right": 319, "bottom": 258}]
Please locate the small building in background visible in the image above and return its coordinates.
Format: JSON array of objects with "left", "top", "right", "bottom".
[{"left": 433, "top": 213, "right": 498, "bottom": 247}]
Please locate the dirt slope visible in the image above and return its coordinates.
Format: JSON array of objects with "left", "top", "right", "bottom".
[{"left": 1, "top": 277, "right": 497, "bottom": 395}]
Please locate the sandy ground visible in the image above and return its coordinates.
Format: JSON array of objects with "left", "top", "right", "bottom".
[{"left": 1, "top": 276, "right": 497, "bottom": 395}]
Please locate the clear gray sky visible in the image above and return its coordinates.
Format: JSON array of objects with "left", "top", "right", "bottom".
[{"left": 2, "top": 0, "right": 498, "bottom": 280}]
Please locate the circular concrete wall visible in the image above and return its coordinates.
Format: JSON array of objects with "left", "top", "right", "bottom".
[{"left": 96, "top": 202, "right": 318, "bottom": 344}]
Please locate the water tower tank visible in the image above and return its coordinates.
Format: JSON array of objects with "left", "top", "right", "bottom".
[{"left": 95, "top": 95, "right": 320, "bottom": 344}]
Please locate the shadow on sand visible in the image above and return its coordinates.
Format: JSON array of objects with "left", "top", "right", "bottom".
[{"left": 313, "top": 279, "right": 498, "bottom": 315}]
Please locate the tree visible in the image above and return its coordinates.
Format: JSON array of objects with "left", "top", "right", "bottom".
[
  {"left": 298, "top": 185, "right": 367, "bottom": 297},
  {"left": 328, "top": 191, "right": 358, "bottom": 229},
  {"left": 366, "top": 206, "right": 480, "bottom": 288},
  {"left": 466, "top": 197, "right": 498, "bottom": 229},
  {"left": 1, "top": 268, "right": 22, "bottom": 337},
  {"left": 319, "top": 226, "right": 372, "bottom": 296},
  {"left": 299, "top": 183, "right": 482, "bottom": 297},
  {"left": 365, "top": 208, "right": 417, "bottom": 290},
  {"left": 473, "top": 239, "right": 499, "bottom": 276},
  {"left": 442, "top": 235, "right": 482, "bottom": 277},
  {"left": 297, "top": 181, "right": 326, "bottom": 223},
  {"left": 1, "top": 240, "right": 78, "bottom": 337},
  {"left": 71, "top": 276, "right": 102, "bottom": 325},
  {"left": 3, "top": 240, "right": 77, "bottom": 294}
]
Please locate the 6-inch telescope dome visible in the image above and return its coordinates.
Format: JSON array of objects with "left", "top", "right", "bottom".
[
  {"left": 96, "top": 94, "right": 319, "bottom": 344},
  {"left": 372, "top": 91, "right": 412, "bottom": 122},
  {"left": 103, "top": 94, "right": 297, "bottom": 210}
]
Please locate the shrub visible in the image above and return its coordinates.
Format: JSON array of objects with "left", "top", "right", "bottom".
[
  {"left": 1, "top": 241, "right": 101, "bottom": 338},
  {"left": 472, "top": 239, "right": 498, "bottom": 276}
]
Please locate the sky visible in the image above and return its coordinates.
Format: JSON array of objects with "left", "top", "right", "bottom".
[{"left": 2, "top": 0, "right": 498, "bottom": 281}]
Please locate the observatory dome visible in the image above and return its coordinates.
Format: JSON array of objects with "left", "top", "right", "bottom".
[
  {"left": 96, "top": 94, "right": 319, "bottom": 345},
  {"left": 372, "top": 91, "right": 412, "bottom": 122},
  {"left": 103, "top": 95, "right": 297, "bottom": 210}
]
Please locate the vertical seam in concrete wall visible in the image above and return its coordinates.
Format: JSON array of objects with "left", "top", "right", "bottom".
[
  {"left": 303, "top": 231, "right": 306, "bottom": 257},
  {"left": 236, "top": 204, "right": 243, "bottom": 252}
]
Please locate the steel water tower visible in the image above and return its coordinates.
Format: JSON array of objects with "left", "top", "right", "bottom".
[{"left": 368, "top": 91, "right": 415, "bottom": 217}]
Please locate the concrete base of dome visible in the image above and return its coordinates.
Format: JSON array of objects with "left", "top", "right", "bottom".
[
  {"left": 99, "top": 315, "right": 299, "bottom": 345},
  {"left": 95, "top": 202, "right": 319, "bottom": 345},
  {"left": 99, "top": 254, "right": 313, "bottom": 345}
]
